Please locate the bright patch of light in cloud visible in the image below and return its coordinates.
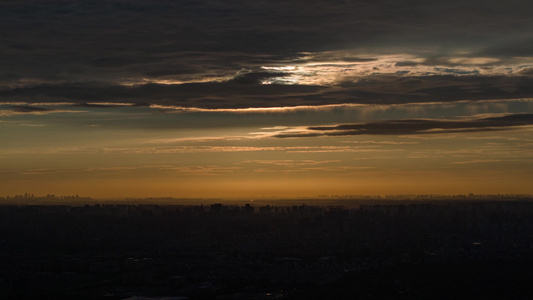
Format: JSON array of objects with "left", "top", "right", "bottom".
[{"left": 255, "top": 52, "right": 533, "bottom": 86}]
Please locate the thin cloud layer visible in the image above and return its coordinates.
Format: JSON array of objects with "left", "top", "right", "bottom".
[
  {"left": 10, "top": 105, "right": 52, "bottom": 113},
  {"left": 2, "top": 74, "right": 533, "bottom": 109},
  {"left": 274, "top": 114, "right": 533, "bottom": 138}
]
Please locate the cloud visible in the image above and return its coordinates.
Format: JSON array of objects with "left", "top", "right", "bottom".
[
  {"left": 1, "top": 145, "right": 406, "bottom": 156},
  {"left": 518, "top": 68, "right": 533, "bottom": 76},
  {"left": 284, "top": 148, "right": 405, "bottom": 153},
  {"left": 165, "top": 166, "right": 241, "bottom": 176},
  {"left": 10, "top": 105, "right": 52, "bottom": 113},
  {"left": 274, "top": 113, "right": 533, "bottom": 138},
  {"left": 3, "top": 73, "right": 533, "bottom": 110},
  {"left": 75, "top": 102, "right": 137, "bottom": 108},
  {"left": 100, "top": 145, "right": 405, "bottom": 154},
  {"left": 149, "top": 136, "right": 248, "bottom": 144},
  {"left": 19, "top": 123, "right": 46, "bottom": 127},
  {"left": 242, "top": 160, "right": 341, "bottom": 166},
  {"left": 1, "top": 0, "right": 533, "bottom": 109},
  {"left": 251, "top": 166, "right": 374, "bottom": 173},
  {"left": 451, "top": 159, "right": 502, "bottom": 165},
  {"left": 340, "top": 141, "right": 419, "bottom": 145},
  {"left": 228, "top": 71, "right": 291, "bottom": 85},
  {"left": 1, "top": 165, "right": 241, "bottom": 178},
  {"left": 0, "top": 105, "right": 84, "bottom": 117},
  {"left": 0, "top": 81, "right": 326, "bottom": 108}
]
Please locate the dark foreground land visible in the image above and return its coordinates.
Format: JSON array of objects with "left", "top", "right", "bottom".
[{"left": 2, "top": 198, "right": 533, "bottom": 299}]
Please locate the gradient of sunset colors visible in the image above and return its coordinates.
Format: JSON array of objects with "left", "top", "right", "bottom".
[{"left": 1, "top": 0, "right": 533, "bottom": 198}]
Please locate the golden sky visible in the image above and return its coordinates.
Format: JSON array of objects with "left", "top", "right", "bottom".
[{"left": 1, "top": 97, "right": 532, "bottom": 198}]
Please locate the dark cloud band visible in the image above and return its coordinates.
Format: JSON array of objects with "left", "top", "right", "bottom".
[
  {"left": 274, "top": 114, "right": 533, "bottom": 138},
  {"left": 2, "top": 74, "right": 533, "bottom": 109}
]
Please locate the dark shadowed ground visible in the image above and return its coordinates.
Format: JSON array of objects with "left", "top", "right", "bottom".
[{"left": 2, "top": 197, "right": 533, "bottom": 299}]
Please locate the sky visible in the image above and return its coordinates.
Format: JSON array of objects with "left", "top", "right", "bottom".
[{"left": 1, "top": 0, "right": 533, "bottom": 198}]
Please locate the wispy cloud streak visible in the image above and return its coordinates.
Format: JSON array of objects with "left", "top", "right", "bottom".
[{"left": 274, "top": 114, "right": 533, "bottom": 138}]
